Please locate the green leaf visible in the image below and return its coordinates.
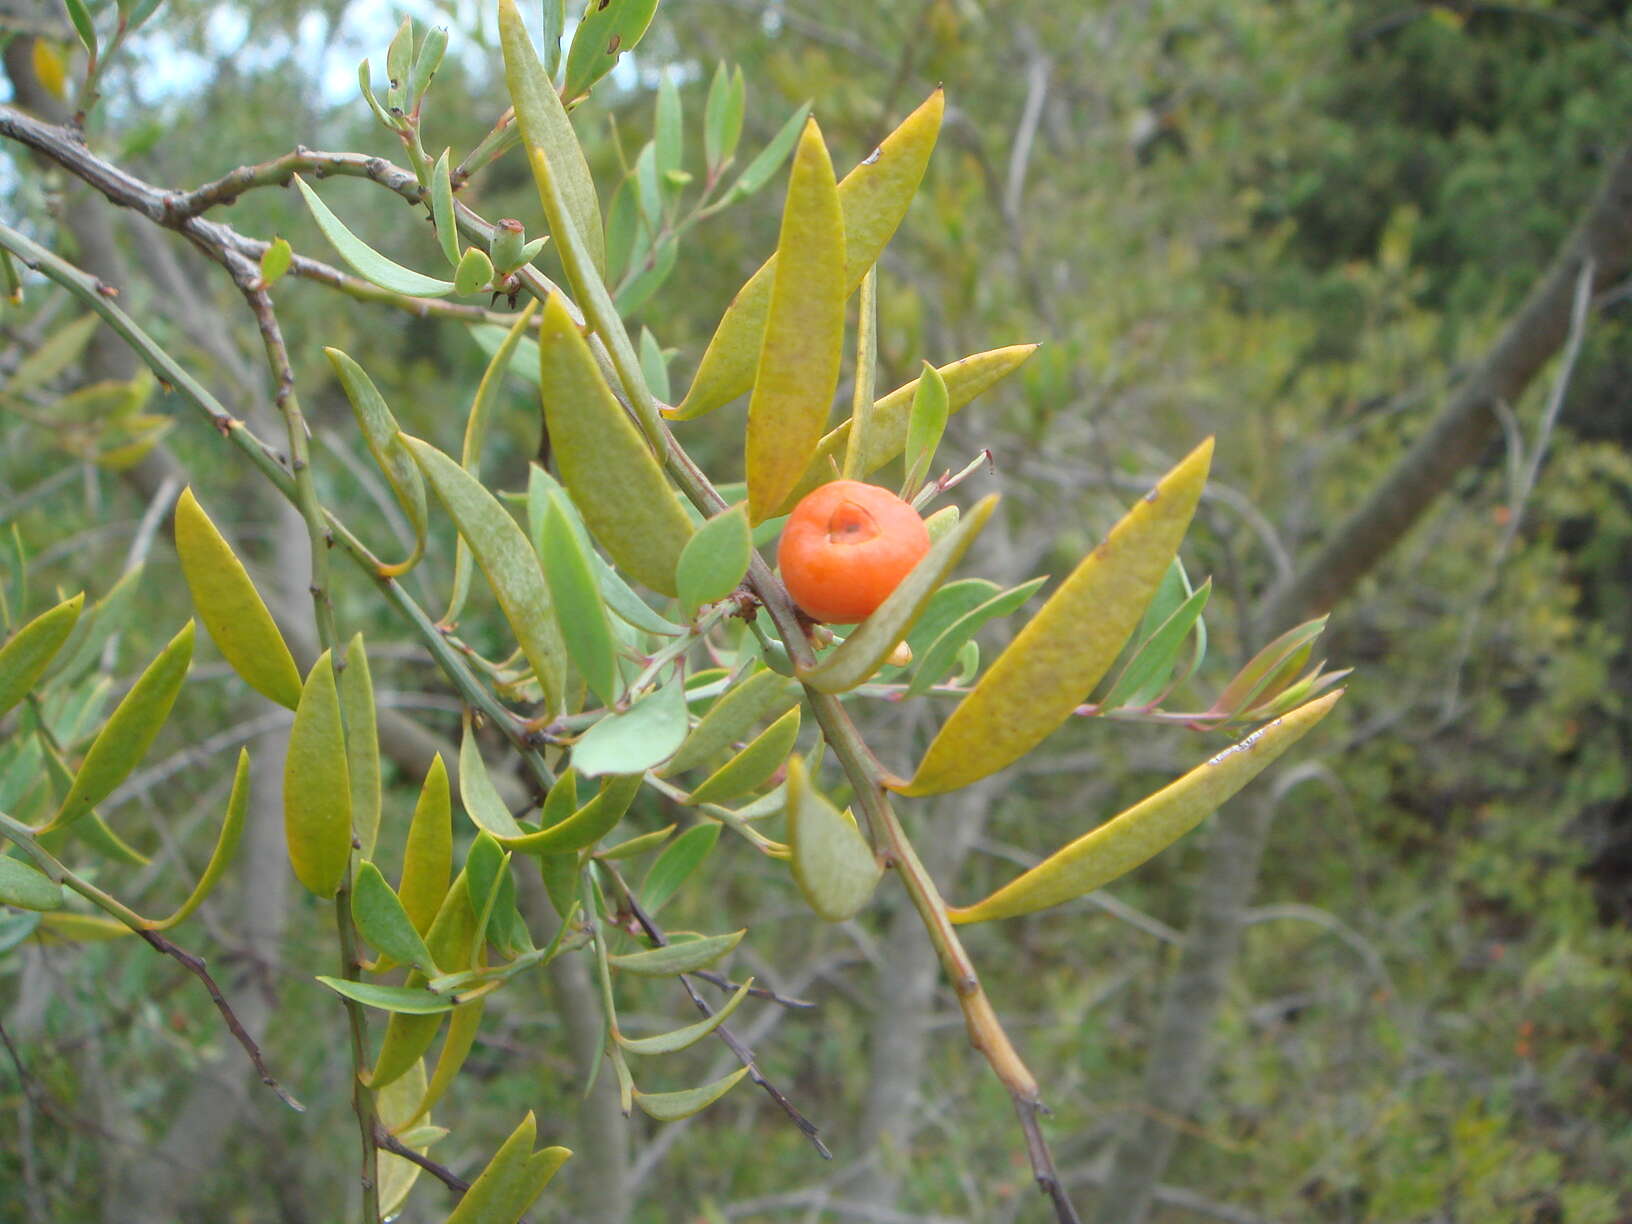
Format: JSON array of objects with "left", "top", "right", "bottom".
[
  {"left": 787, "top": 754, "right": 881, "bottom": 921},
  {"left": 535, "top": 294, "right": 693, "bottom": 595},
  {"left": 541, "top": 497, "right": 620, "bottom": 708},
  {"left": 675, "top": 90, "right": 943, "bottom": 419},
  {"left": 906, "top": 576, "right": 1048, "bottom": 697},
  {"left": 0, "top": 856, "right": 63, "bottom": 911},
  {"left": 638, "top": 326, "right": 670, "bottom": 404},
  {"left": 608, "top": 928, "right": 744, "bottom": 976},
  {"left": 659, "top": 666, "right": 800, "bottom": 777},
  {"left": 633, "top": 1067, "right": 751, "bottom": 1121},
  {"left": 4, "top": 313, "right": 100, "bottom": 396},
  {"left": 317, "top": 977, "right": 458, "bottom": 1015},
  {"left": 799, "top": 495, "right": 998, "bottom": 694},
  {"left": 283, "top": 651, "right": 352, "bottom": 898},
  {"left": 49, "top": 621, "right": 194, "bottom": 831},
  {"left": 570, "top": 666, "right": 689, "bottom": 777},
  {"left": 950, "top": 692, "right": 1344, "bottom": 923},
  {"left": 406, "top": 994, "right": 484, "bottom": 1128},
  {"left": 340, "top": 635, "right": 381, "bottom": 859},
  {"left": 259, "top": 237, "right": 293, "bottom": 285},
  {"left": 399, "top": 754, "right": 452, "bottom": 935},
  {"left": 676, "top": 503, "right": 751, "bottom": 621},
  {"left": 777, "top": 345, "right": 1038, "bottom": 513},
  {"left": 614, "top": 231, "right": 678, "bottom": 314},
  {"left": 745, "top": 118, "right": 846, "bottom": 524},
  {"left": 292, "top": 176, "right": 454, "bottom": 297},
  {"left": 540, "top": 0, "right": 565, "bottom": 78},
  {"left": 446, "top": 303, "right": 542, "bottom": 626},
  {"left": 654, "top": 72, "right": 683, "bottom": 179},
  {"left": 687, "top": 706, "right": 799, "bottom": 806},
  {"left": 1101, "top": 579, "right": 1212, "bottom": 710},
  {"left": 703, "top": 63, "right": 745, "bottom": 172},
  {"left": 454, "top": 246, "right": 495, "bottom": 296},
  {"left": 895, "top": 440, "right": 1213, "bottom": 796},
  {"left": 617, "top": 978, "right": 751, "bottom": 1055},
  {"left": 496, "top": 772, "right": 641, "bottom": 855},
  {"left": 459, "top": 715, "right": 525, "bottom": 840},
  {"left": 597, "top": 824, "right": 675, "bottom": 861},
  {"left": 728, "top": 102, "right": 812, "bottom": 201},
  {"left": 174, "top": 489, "right": 302, "bottom": 707},
  {"left": 63, "top": 0, "right": 97, "bottom": 58},
  {"left": 430, "top": 150, "right": 459, "bottom": 267},
  {"left": 385, "top": 17, "right": 414, "bottom": 95},
  {"left": 0, "top": 592, "right": 83, "bottom": 720},
  {"left": 500, "top": 0, "right": 606, "bottom": 277},
  {"left": 355, "top": 860, "right": 438, "bottom": 973},
  {"left": 408, "top": 25, "right": 448, "bottom": 109},
  {"left": 0, "top": 911, "right": 41, "bottom": 955},
  {"left": 320, "top": 348, "right": 425, "bottom": 575},
  {"left": 147, "top": 748, "right": 250, "bottom": 930},
  {"left": 901, "top": 361, "right": 950, "bottom": 498},
  {"left": 376, "top": 1060, "right": 431, "bottom": 1217},
  {"left": 640, "top": 821, "right": 720, "bottom": 914},
  {"left": 357, "top": 57, "right": 394, "bottom": 128},
  {"left": 563, "top": 0, "right": 658, "bottom": 101},
  {"left": 404, "top": 435, "right": 566, "bottom": 713}
]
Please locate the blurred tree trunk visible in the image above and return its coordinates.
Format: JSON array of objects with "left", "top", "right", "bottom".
[{"left": 1096, "top": 132, "right": 1632, "bottom": 1224}]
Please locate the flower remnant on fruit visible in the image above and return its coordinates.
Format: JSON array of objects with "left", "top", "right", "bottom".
[{"left": 777, "top": 480, "right": 931, "bottom": 624}]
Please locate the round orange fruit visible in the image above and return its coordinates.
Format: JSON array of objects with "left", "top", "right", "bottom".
[{"left": 777, "top": 480, "right": 931, "bottom": 624}]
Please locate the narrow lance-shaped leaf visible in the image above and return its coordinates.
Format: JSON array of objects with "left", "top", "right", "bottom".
[
  {"left": 640, "top": 821, "right": 720, "bottom": 914},
  {"left": 900, "top": 361, "right": 949, "bottom": 499},
  {"left": 687, "top": 705, "right": 800, "bottom": 806},
  {"left": 48, "top": 621, "right": 194, "bottom": 831},
  {"left": 608, "top": 928, "right": 745, "bottom": 976},
  {"left": 36, "top": 737, "right": 149, "bottom": 867},
  {"left": 674, "top": 89, "right": 945, "bottom": 419},
  {"left": 1207, "top": 616, "right": 1330, "bottom": 720},
  {"left": 703, "top": 62, "right": 745, "bottom": 172},
  {"left": 368, "top": 873, "right": 474, "bottom": 1089},
  {"left": 776, "top": 345, "right": 1038, "bottom": 514},
  {"left": 633, "top": 1067, "right": 752, "bottom": 1122},
  {"left": 376, "top": 1059, "right": 431, "bottom": 1218},
  {"left": 617, "top": 978, "right": 753, "bottom": 1055},
  {"left": 894, "top": 439, "right": 1214, "bottom": 795},
  {"left": 3, "top": 312, "right": 100, "bottom": 396},
  {"left": 146, "top": 748, "right": 250, "bottom": 930},
  {"left": 340, "top": 635, "right": 381, "bottom": 859},
  {"left": 0, "top": 592, "right": 83, "bottom": 720},
  {"left": 446, "top": 302, "right": 541, "bottom": 627},
  {"left": 536, "top": 294, "right": 693, "bottom": 595},
  {"left": 570, "top": 664, "right": 689, "bottom": 777},
  {"left": 459, "top": 713, "right": 525, "bottom": 840},
  {"left": 799, "top": 495, "right": 999, "bottom": 694},
  {"left": 317, "top": 977, "right": 459, "bottom": 1015},
  {"left": 322, "top": 351, "right": 428, "bottom": 576},
  {"left": 499, "top": 0, "right": 604, "bottom": 276},
  {"left": 540, "top": 496, "right": 620, "bottom": 708},
  {"left": 282, "top": 651, "right": 352, "bottom": 898},
  {"left": 745, "top": 118, "right": 845, "bottom": 524},
  {"left": 676, "top": 503, "right": 751, "bottom": 620},
  {"left": 353, "top": 860, "right": 438, "bottom": 974},
  {"left": 1101, "top": 579, "right": 1212, "bottom": 710},
  {"left": 403, "top": 435, "right": 566, "bottom": 714},
  {"left": 659, "top": 666, "right": 800, "bottom": 777},
  {"left": 949, "top": 692, "right": 1344, "bottom": 923},
  {"left": 430, "top": 150, "right": 460, "bottom": 267},
  {"left": 174, "top": 490, "right": 302, "bottom": 707},
  {"left": 787, "top": 754, "right": 881, "bottom": 921},
  {"left": 398, "top": 754, "right": 452, "bottom": 935},
  {"left": 292, "top": 176, "right": 454, "bottom": 297},
  {"left": 906, "top": 575, "right": 1049, "bottom": 697}
]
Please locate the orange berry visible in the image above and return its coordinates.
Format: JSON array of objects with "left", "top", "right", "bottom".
[{"left": 777, "top": 480, "right": 931, "bottom": 624}]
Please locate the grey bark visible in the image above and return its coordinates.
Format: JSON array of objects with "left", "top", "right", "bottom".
[{"left": 1097, "top": 134, "right": 1632, "bottom": 1223}]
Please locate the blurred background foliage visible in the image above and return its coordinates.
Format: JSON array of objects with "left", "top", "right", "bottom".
[{"left": 2, "top": 1, "right": 1630, "bottom": 1221}]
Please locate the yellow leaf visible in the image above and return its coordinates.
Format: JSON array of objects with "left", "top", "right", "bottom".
[
  {"left": 893, "top": 439, "right": 1214, "bottom": 795},
  {"left": 950, "top": 692, "right": 1343, "bottom": 923},
  {"left": 674, "top": 90, "right": 944, "bottom": 419},
  {"left": 174, "top": 488, "right": 303, "bottom": 709},
  {"left": 745, "top": 119, "right": 846, "bottom": 523},
  {"left": 32, "top": 41, "right": 69, "bottom": 101},
  {"left": 536, "top": 294, "right": 693, "bottom": 594},
  {"left": 283, "top": 651, "right": 352, "bottom": 898}
]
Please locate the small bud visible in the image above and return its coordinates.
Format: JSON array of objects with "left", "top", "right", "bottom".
[{"left": 489, "top": 218, "right": 527, "bottom": 275}]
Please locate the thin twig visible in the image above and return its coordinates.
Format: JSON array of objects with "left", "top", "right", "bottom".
[{"left": 374, "top": 1122, "right": 470, "bottom": 1194}]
